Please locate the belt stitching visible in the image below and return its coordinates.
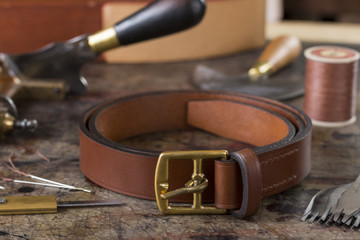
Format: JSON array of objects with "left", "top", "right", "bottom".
[
  {"left": 262, "top": 175, "right": 297, "bottom": 193},
  {"left": 260, "top": 149, "right": 299, "bottom": 166}
]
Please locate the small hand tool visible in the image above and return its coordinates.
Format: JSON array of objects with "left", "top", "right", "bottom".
[
  {"left": 301, "top": 183, "right": 351, "bottom": 223},
  {"left": 2, "top": 155, "right": 91, "bottom": 192},
  {"left": 0, "top": 195, "right": 122, "bottom": 215},
  {"left": 302, "top": 174, "right": 360, "bottom": 229},
  {"left": 193, "top": 35, "right": 303, "bottom": 100},
  {"left": 0, "top": 0, "right": 206, "bottom": 135},
  {"left": 1, "top": 178, "right": 91, "bottom": 193}
]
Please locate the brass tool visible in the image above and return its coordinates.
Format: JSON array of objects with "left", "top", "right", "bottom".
[
  {"left": 0, "top": 195, "right": 122, "bottom": 215},
  {"left": 0, "top": 0, "right": 206, "bottom": 135},
  {"left": 193, "top": 35, "right": 303, "bottom": 100}
]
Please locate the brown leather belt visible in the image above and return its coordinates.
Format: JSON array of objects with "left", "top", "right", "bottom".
[{"left": 79, "top": 91, "right": 312, "bottom": 218}]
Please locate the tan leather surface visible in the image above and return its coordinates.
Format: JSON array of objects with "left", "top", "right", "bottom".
[
  {"left": 214, "top": 160, "right": 242, "bottom": 209},
  {"left": 79, "top": 91, "right": 312, "bottom": 217}
]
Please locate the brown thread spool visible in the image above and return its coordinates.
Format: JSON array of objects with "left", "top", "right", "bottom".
[{"left": 303, "top": 46, "right": 359, "bottom": 127}]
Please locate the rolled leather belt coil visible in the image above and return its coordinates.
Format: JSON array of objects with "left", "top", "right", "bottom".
[{"left": 79, "top": 91, "right": 312, "bottom": 218}]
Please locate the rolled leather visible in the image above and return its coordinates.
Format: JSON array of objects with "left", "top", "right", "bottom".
[{"left": 79, "top": 91, "right": 312, "bottom": 218}]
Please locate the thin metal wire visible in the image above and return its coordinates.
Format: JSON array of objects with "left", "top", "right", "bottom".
[{"left": 1, "top": 151, "right": 91, "bottom": 193}]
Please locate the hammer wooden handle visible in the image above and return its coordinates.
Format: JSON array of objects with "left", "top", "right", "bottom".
[
  {"left": 248, "top": 35, "right": 302, "bottom": 80},
  {"left": 88, "top": 0, "right": 206, "bottom": 54},
  {"left": 114, "top": 0, "right": 206, "bottom": 45}
]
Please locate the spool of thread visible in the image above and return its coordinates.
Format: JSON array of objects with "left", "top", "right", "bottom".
[{"left": 303, "top": 46, "right": 360, "bottom": 127}]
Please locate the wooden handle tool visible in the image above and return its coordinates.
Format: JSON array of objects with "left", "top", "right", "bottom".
[
  {"left": 248, "top": 35, "right": 302, "bottom": 81},
  {"left": 0, "top": 195, "right": 122, "bottom": 215},
  {"left": 193, "top": 35, "right": 303, "bottom": 100},
  {"left": 88, "top": 0, "right": 206, "bottom": 54}
]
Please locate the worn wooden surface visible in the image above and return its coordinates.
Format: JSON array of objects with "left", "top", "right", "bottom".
[{"left": 1, "top": 43, "right": 360, "bottom": 239}]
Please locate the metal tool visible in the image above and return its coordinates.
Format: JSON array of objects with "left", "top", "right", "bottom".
[
  {"left": 0, "top": 195, "right": 122, "bottom": 215},
  {"left": 2, "top": 177, "right": 91, "bottom": 193},
  {"left": 192, "top": 35, "right": 303, "bottom": 100},
  {"left": 0, "top": 0, "right": 206, "bottom": 135},
  {"left": 301, "top": 183, "right": 351, "bottom": 223},
  {"left": 302, "top": 174, "right": 360, "bottom": 229}
]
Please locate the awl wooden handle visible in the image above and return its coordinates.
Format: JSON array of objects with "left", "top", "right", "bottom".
[
  {"left": 248, "top": 35, "right": 302, "bottom": 81},
  {"left": 88, "top": 0, "right": 206, "bottom": 54}
]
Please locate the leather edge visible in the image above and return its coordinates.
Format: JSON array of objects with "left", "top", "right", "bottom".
[{"left": 230, "top": 149, "right": 262, "bottom": 218}]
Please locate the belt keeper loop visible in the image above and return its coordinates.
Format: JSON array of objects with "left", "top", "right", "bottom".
[
  {"left": 214, "top": 159, "right": 242, "bottom": 209},
  {"left": 230, "top": 149, "right": 262, "bottom": 218}
]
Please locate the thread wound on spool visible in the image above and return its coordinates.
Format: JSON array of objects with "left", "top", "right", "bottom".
[{"left": 303, "top": 46, "right": 359, "bottom": 127}]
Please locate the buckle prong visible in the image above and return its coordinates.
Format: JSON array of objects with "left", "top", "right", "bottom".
[
  {"left": 160, "top": 178, "right": 208, "bottom": 200},
  {"left": 154, "top": 150, "right": 228, "bottom": 215}
]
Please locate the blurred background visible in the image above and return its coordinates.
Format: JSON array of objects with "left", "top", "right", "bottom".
[
  {"left": 267, "top": 0, "right": 360, "bottom": 23},
  {"left": 0, "top": 0, "right": 359, "bottom": 56}
]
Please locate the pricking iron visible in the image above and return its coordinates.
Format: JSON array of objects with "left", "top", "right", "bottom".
[{"left": 302, "top": 174, "right": 360, "bottom": 229}]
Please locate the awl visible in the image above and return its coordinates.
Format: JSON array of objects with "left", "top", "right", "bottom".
[
  {"left": 0, "top": 195, "right": 122, "bottom": 215},
  {"left": 193, "top": 35, "right": 303, "bottom": 100}
]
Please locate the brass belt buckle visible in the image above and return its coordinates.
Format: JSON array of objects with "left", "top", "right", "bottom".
[{"left": 154, "top": 150, "right": 228, "bottom": 214}]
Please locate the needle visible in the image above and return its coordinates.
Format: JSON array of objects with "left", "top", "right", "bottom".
[
  {"left": 2, "top": 155, "right": 91, "bottom": 193},
  {"left": 28, "top": 175, "right": 91, "bottom": 193},
  {"left": 1, "top": 178, "right": 91, "bottom": 192}
]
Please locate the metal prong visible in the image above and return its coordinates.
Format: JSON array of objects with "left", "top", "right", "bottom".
[
  {"left": 342, "top": 209, "right": 360, "bottom": 224},
  {"left": 319, "top": 207, "right": 331, "bottom": 222},
  {"left": 351, "top": 216, "right": 360, "bottom": 229},
  {"left": 333, "top": 209, "right": 344, "bottom": 223},
  {"left": 325, "top": 213, "right": 334, "bottom": 226},
  {"left": 309, "top": 212, "right": 319, "bottom": 223},
  {"left": 301, "top": 195, "right": 317, "bottom": 221},
  {"left": 344, "top": 217, "right": 353, "bottom": 226},
  {"left": 301, "top": 212, "right": 312, "bottom": 221}
]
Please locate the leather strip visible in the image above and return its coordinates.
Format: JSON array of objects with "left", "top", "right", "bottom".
[
  {"left": 79, "top": 91, "right": 312, "bottom": 217},
  {"left": 229, "top": 149, "right": 262, "bottom": 218}
]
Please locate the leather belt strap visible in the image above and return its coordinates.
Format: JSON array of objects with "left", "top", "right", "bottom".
[{"left": 79, "top": 91, "right": 312, "bottom": 218}]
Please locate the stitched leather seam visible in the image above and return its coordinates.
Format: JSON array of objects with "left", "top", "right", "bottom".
[
  {"left": 262, "top": 175, "right": 297, "bottom": 193},
  {"left": 260, "top": 149, "right": 299, "bottom": 166}
]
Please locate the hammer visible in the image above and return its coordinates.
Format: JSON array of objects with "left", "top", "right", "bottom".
[{"left": 0, "top": 0, "right": 206, "bottom": 134}]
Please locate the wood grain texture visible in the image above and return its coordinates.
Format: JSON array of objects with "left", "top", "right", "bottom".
[{"left": 0, "top": 43, "right": 359, "bottom": 239}]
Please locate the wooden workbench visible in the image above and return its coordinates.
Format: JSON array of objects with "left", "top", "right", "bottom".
[{"left": 1, "top": 42, "right": 360, "bottom": 239}]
